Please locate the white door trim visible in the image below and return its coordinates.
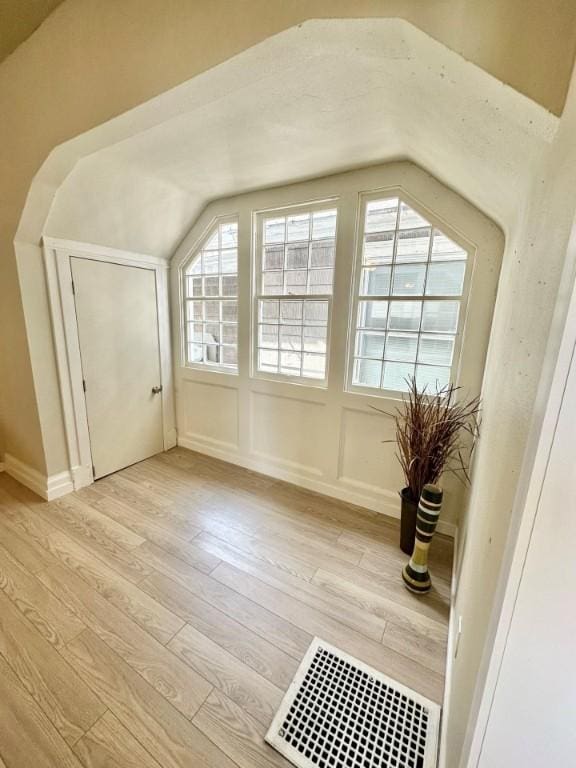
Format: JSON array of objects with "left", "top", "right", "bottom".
[{"left": 42, "top": 236, "right": 176, "bottom": 492}]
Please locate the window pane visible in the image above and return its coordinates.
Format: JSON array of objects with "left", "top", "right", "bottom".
[
  {"left": 286, "top": 242, "right": 309, "bottom": 269},
  {"left": 353, "top": 358, "right": 382, "bottom": 388},
  {"left": 259, "top": 324, "right": 278, "bottom": 348},
  {"left": 259, "top": 349, "right": 278, "bottom": 372},
  {"left": 363, "top": 231, "right": 394, "bottom": 265},
  {"left": 221, "top": 346, "right": 237, "bottom": 366},
  {"left": 302, "top": 353, "right": 326, "bottom": 379},
  {"left": 304, "top": 300, "right": 329, "bottom": 325},
  {"left": 280, "top": 351, "right": 301, "bottom": 376},
  {"left": 392, "top": 264, "right": 426, "bottom": 296},
  {"left": 418, "top": 335, "right": 454, "bottom": 366},
  {"left": 303, "top": 326, "right": 327, "bottom": 353},
  {"left": 422, "top": 301, "right": 459, "bottom": 332},
  {"left": 263, "top": 245, "right": 284, "bottom": 271},
  {"left": 388, "top": 301, "right": 422, "bottom": 331},
  {"left": 382, "top": 362, "right": 414, "bottom": 391},
  {"left": 398, "top": 202, "right": 429, "bottom": 230},
  {"left": 188, "top": 301, "right": 203, "bottom": 321},
  {"left": 357, "top": 331, "right": 386, "bottom": 359},
  {"left": 221, "top": 301, "right": 237, "bottom": 322},
  {"left": 280, "top": 300, "right": 303, "bottom": 324},
  {"left": 308, "top": 268, "right": 334, "bottom": 295},
  {"left": 191, "top": 277, "right": 203, "bottom": 297},
  {"left": 260, "top": 299, "right": 279, "bottom": 322},
  {"left": 220, "top": 222, "right": 238, "bottom": 248},
  {"left": 187, "top": 257, "right": 202, "bottom": 276},
  {"left": 365, "top": 198, "right": 398, "bottom": 233},
  {"left": 204, "top": 323, "right": 220, "bottom": 343},
  {"left": 280, "top": 325, "right": 302, "bottom": 350},
  {"left": 385, "top": 332, "right": 418, "bottom": 362},
  {"left": 204, "top": 344, "right": 220, "bottom": 363},
  {"left": 396, "top": 228, "right": 431, "bottom": 263},
  {"left": 221, "top": 324, "right": 238, "bottom": 345},
  {"left": 204, "top": 300, "right": 220, "bottom": 321},
  {"left": 203, "top": 251, "right": 218, "bottom": 274},
  {"left": 285, "top": 270, "right": 307, "bottom": 294},
  {"left": 204, "top": 276, "right": 219, "bottom": 296},
  {"left": 262, "top": 271, "right": 283, "bottom": 294},
  {"left": 188, "top": 343, "right": 203, "bottom": 362},
  {"left": 312, "top": 209, "right": 337, "bottom": 239},
  {"left": 358, "top": 300, "right": 388, "bottom": 329},
  {"left": 426, "top": 262, "right": 466, "bottom": 296},
  {"left": 221, "top": 249, "right": 237, "bottom": 274},
  {"left": 264, "top": 217, "right": 285, "bottom": 244},
  {"left": 222, "top": 275, "right": 237, "bottom": 296},
  {"left": 204, "top": 231, "right": 219, "bottom": 251},
  {"left": 361, "top": 266, "right": 391, "bottom": 296},
  {"left": 310, "top": 240, "right": 335, "bottom": 268},
  {"left": 431, "top": 230, "right": 466, "bottom": 261},
  {"left": 287, "top": 213, "right": 310, "bottom": 242},
  {"left": 188, "top": 323, "right": 203, "bottom": 342},
  {"left": 415, "top": 365, "right": 451, "bottom": 391}
]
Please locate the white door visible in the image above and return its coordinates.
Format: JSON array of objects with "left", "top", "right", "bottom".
[{"left": 71, "top": 258, "right": 164, "bottom": 479}]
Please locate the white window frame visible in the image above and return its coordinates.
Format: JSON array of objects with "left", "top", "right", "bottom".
[
  {"left": 180, "top": 215, "right": 239, "bottom": 375},
  {"left": 346, "top": 188, "right": 475, "bottom": 398},
  {"left": 251, "top": 198, "right": 339, "bottom": 388}
]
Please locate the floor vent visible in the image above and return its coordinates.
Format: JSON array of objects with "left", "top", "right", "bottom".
[{"left": 266, "top": 638, "right": 441, "bottom": 768}]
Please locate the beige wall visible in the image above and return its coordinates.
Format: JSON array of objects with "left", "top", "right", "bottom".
[{"left": 0, "top": 0, "right": 575, "bottom": 476}]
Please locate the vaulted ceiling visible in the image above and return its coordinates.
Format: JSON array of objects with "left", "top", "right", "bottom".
[
  {"left": 40, "top": 19, "right": 556, "bottom": 260},
  {"left": 0, "top": 0, "right": 65, "bottom": 63}
]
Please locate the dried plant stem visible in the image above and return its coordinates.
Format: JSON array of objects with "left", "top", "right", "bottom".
[{"left": 374, "top": 377, "right": 481, "bottom": 501}]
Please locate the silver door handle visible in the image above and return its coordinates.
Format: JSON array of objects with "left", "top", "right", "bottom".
[{"left": 151, "top": 385, "right": 163, "bottom": 395}]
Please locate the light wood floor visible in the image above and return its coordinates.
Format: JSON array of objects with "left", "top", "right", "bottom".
[{"left": 0, "top": 448, "right": 452, "bottom": 768}]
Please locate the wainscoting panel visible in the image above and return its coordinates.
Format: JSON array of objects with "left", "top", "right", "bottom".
[
  {"left": 181, "top": 379, "right": 239, "bottom": 451},
  {"left": 250, "top": 391, "right": 326, "bottom": 476}
]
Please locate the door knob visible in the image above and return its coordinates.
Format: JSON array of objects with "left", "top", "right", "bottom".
[{"left": 151, "top": 385, "right": 163, "bottom": 395}]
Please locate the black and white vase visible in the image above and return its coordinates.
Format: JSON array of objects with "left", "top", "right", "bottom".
[{"left": 402, "top": 484, "right": 443, "bottom": 594}]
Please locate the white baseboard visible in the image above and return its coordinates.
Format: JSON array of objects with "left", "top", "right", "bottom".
[
  {"left": 438, "top": 526, "right": 460, "bottom": 767},
  {"left": 177, "top": 436, "right": 456, "bottom": 538},
  {"left": 4, "top": 453, "right": 74, "bottom": 501}
]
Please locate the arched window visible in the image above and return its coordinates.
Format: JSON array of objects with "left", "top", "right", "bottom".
[
  {"left": 183, "top": 219, "right": 238, "bottom": 370},
  {"left": 348, "top": 195, "right": 469, "bottom": 394}
]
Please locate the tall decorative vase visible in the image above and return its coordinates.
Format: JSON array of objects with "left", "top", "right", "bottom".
[{"left": 402, "top": 484, "right": 443, "bottom": 594}]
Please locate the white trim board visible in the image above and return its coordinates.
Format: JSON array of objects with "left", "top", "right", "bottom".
[
  {"left": 42, "top": 237, "right": 176, "bottom": 494},
  {"left": 3, "top": 454, "right": 73, "bottom": 501},
  {"left": 177, "top": 436, "right": 457, "bottom": 538}
]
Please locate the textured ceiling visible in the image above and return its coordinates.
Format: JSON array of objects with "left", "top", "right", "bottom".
[
  {"left": 39, "top": 19, "right": 556, "bottom": 260},
  {"left": 0, "top": 0, "right": 64, "bottom": 63}
]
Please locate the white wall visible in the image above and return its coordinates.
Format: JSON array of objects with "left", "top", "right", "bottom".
[
  {"left": 474, "top": 230, "right": 576, "bottom": 766},
  {"left": 171, "top": 162, "right": 503, "bottom": 531},
  {"left": 448, "top": 64, "right": 576, "bottom": 768}
]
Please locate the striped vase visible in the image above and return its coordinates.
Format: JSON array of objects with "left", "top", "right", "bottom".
[{"left": 402, "top": 484, "right": 443, "bottom": 594}]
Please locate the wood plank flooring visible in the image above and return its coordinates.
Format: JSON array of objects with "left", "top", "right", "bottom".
[{"left": 0, "top": 448, "right": 453, "bottom": 768}]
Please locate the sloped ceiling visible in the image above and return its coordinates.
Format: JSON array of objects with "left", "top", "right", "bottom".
[
  {"left": 0, "top": 0, "right": 65, "bottom": 62},
  {"left": 40, "top": 19, "right": 557, "bottom": 259}
]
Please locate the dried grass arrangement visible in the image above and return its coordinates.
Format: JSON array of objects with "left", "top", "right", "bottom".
[{"left": 375, "top": 376, "right": 481, "bottom": 504}]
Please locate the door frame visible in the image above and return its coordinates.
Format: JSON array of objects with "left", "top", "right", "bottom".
[{"left": 43, "top": 236, "right": 176, "bottom": 491}]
